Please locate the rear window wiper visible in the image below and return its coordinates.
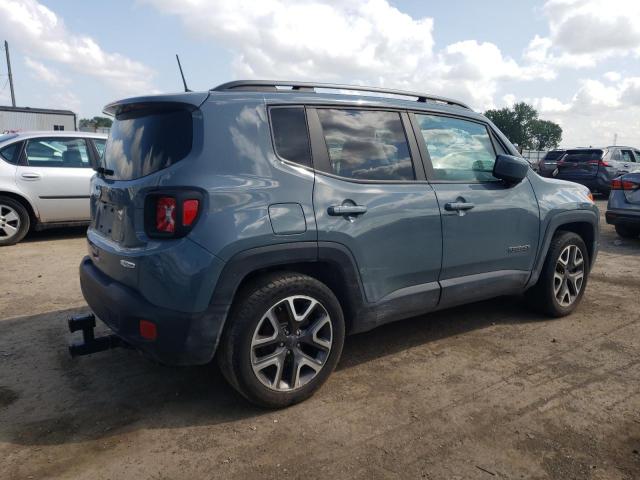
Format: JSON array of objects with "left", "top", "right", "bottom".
[{"left": 94, "top": 166, "right": 114, "bottom": 176}]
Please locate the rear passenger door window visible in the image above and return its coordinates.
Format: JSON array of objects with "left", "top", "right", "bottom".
[
  {"left": 25, "top": 138, "right": 91, "bottom": 168},
  {"left": 316, "top": 109, "right": 415, "bottom": 181},
  {"left": 621, "top": 150, "right": 635, "bottom": 163},
  {"left": 414, "top": 114, "right": 497, "bottom": 182}
]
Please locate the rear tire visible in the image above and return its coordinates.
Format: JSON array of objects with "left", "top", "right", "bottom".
[
  {"left": 217, "top": 272, "right": 345, "bottom": 408},
  {"left": 0, "top": 196, "right": 30, "bottom": 246},
  {"left": 615, "top": 224, "right": 640, "bottom": 239},
  {"left": 525, "top": 231, "right": 589, "bottom": 317}
]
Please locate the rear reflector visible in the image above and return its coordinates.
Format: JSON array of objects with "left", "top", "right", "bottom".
[
  {"left": 139, "top": 320, "right": 157, "bottom": 341},
  {"left": 156, "top": 197, "right": 176, "bottom": 233},
  {"left": 182, "top": 199, "right": 199, "bottom": 226}
]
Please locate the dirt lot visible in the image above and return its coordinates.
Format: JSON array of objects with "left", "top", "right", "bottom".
[{"left": 0, "top": 199, "right": 639, "bottom": 480}]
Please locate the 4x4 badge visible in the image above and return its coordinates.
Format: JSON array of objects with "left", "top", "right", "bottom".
[{"left": 120, "top": 260, "right": 136, "bottom": 269}]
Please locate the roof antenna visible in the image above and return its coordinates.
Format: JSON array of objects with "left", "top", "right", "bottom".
[{"left": 176, "top": 54, "right": 191, "bottom": 92}]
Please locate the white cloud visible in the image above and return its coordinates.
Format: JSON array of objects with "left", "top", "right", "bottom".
[
  {"left": 525, "top": 1, "right": 640, "bottom": 72},
  {"left": 603, "top": 71, "right": 622, "bottom": 82},
  {"left": 24, "top": 57, "right": 68, "bottom": 86},
  {"left": 143, "top": 0, "right": 547, "bottom": 111},
  {"left": 524, "top": 76, "right": 640, "bottom": 147},
  {"left": 0, "top": 0, "right": 155, "bottom": 95}
]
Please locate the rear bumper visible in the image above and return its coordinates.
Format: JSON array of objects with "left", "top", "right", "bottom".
[
  {"left": 606, "top": 209, "right": 640, "bottom": 227},
  {"left": 79, "top": 256, "right": 229, "bottom": 365}
]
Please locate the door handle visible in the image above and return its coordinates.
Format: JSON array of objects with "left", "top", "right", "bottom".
[
  {"left": 21, "top": 172, "right": 42, "bottom": 180},
  {"left": 327, "top": 204, "right": 367, "bottom": 216},
  {"left": 444, "top": 202, "right": 475, "bottom": 212}
]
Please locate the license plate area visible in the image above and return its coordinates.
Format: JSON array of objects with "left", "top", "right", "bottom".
[{"left": 95, "top": 201, "right": 125, "bottom": 242}]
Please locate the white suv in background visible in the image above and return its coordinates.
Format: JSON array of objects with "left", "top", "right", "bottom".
[{"left": 0, "top": 131, "right": 108, "bottom": 245}]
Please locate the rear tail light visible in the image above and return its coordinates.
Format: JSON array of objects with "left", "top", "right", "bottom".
[
  {"left": 182, "top": 199, "right": 199, "bottom": 226},
  {"left": 145, "top": 190, "right": 203, "bottom": 238},
  {"left": 611, "top": 179, "right": 639, "bottom": 190},
  {"left": 156, "top": 197, "right": 176, "bottom": 233},
  {"left": 587, "top": 159, "right": 610, "bottom": 167}
]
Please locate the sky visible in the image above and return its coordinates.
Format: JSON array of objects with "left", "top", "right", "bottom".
[{"left": 0, "top": 0, "right": 639, "bottom": 148}]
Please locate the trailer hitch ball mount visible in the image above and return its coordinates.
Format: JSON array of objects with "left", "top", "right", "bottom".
[{"left": 68, "top": 314, "right": 125, "bottom": 357}]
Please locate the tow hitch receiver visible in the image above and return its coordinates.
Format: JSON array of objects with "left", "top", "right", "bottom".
[{"left": 68, "top": 314, "right": 125, "bottom": 357}]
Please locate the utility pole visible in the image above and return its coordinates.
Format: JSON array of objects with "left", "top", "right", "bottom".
[
  {"left": 4, "top": 40, "right": 16, "bottom": 107},
  {"left": 613, "top": 133, "right": 618, "bottom": 146}
]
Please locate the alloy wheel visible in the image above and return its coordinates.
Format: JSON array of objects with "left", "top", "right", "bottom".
[
  {"left": 250, "top": 295, "right": 333, "bottom": 391},
  {"left": 0, "top": 204, "right": 20, "bottom": 241},
  {"left": 553, "top": 244, "right": 585, "bottom": 307}
]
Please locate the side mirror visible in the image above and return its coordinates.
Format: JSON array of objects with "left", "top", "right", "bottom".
[{"left": 493, "top": 154, "right": 529, "bottom": 184}]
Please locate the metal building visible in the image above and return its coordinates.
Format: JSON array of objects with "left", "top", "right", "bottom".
[{"left": 0, "top": 106, "right": 77, "bottom": 133}]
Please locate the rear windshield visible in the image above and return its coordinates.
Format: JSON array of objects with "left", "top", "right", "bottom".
[
  {"left": 562, "top": 149, "right": 603, "bottom": 162},
  {"left": 543, "top": 150, "right": 565, "bottom": 161},
  {"left": 103, "top": 107, "right": 193, "bottom": 180}
]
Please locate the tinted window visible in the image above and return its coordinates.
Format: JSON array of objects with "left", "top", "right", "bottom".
[
  {"left": 104, "top": 108, "right": 192, "bottom": 180},
  {"left": 415, "top": 114, "right": 497, "bottom": 181},
  {"left": 543, "top": 150, "right": 565, "bottom": 161},
  {"left": 0, "top": 142, "right": 21, "bottom": 165},
  {"left": 270, "top": 107, "right": 311, "bottom": 167},
  {"left": 316, "top": 109, "right": 414, "bottom": 181},
  {"left": 562, "top": 150, "right": 603, "bottom": 162},
  {"left": 93, "top": 139, "right": 106, "bottom": 158},
  {"left": 621, "top": 150, "right": 635, "bottom": 162},
  {"left": 25, "top": 138, "right": 90, "bottom": 168}
]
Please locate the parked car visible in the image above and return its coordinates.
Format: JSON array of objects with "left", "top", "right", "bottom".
[
  {"left": 538, "top": 149, "right": 565, "bottom": 177},
  {"left": 0, "top": 131, "right": 108, "bottom": 245},
  {"left": 606, "top": 173, "right": 640, "bottom": 238},
  {"left": 71, "top": 81, "right": 599, "bottom": 408},
  {"left": 551, "top": 146, "right": 640, "bottom": 195}
]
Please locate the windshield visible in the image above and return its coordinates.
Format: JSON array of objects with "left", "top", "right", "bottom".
[{"left": 103, "top": 108, "right": 193, "bottom": 180}]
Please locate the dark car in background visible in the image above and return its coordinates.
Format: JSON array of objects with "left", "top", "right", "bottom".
[
  {"left": 551, "top": 146, "right": 640, "bottom": 195},
  {"left": 538, "top": 149, "right": 565, "bottom": 177},
  {"left": 606, "top": 172, "right": 640, "bottom": 239}
]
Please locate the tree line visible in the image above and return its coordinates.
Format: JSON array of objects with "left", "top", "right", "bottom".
[{"left": 484, "top": 102, "right": 562, "bottom": 151}]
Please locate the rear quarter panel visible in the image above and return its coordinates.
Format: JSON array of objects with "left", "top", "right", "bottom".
[{"left": 168, "top": 94, "right": 317, "bottom": 261}]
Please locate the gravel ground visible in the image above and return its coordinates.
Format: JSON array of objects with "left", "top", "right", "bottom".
[{"left": 0, "top": 199, "right": 638, "bottom": 480}]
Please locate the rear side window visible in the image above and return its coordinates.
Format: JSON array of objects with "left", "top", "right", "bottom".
[
  {"left": 104, "top": 108, "right": 193, "bottom": 180},
  {"left": 270, "top": 107, "right": 311, "bottom": 167},
  {"left": 562, "top": 150, "right": 603, "bottom": 162},
  {"left": 415, "top": 114, "right": 497, "bottom": 182},
  {"left": 93, "top": 139, "right": 106, "bottom": 159},
  {"left": 0, "top": 142, "right": 21, "bottom": 165},
  {"left": 316, "top": 109, "right": 414, "bottom": 181},
  {"left": 25, "top": 138, "right": 90, "bottom": 168}
]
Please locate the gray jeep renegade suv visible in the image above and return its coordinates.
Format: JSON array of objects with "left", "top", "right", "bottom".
[{"left": 74, "top": 80, "right": 599, "bottom": 408}]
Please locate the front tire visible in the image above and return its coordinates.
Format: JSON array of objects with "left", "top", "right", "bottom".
[
  {"left": 0, "top": 196, "right": 30, "bottom": 246},
  {"left": 615, "top": 224, "right": 640, "bottom": 239},
  {"left": 526, "top": 231, "right": 589, "bottom": 317},
  {"left": 217, "top": 272, "right": 345, "bottom": 408}
]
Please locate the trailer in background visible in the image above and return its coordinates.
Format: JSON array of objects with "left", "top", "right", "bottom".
[{"left": 0, "top": 106, "right": 76, "bottom": 133}]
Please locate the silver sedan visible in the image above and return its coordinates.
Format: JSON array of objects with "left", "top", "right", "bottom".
[{"left": 0, "top": 131, "right": 107, "bottom": 245}]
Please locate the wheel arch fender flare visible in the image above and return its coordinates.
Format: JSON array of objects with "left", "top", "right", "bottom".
[
  {"left": 208, "top": 241, "right": 367, "bottom": 343},
  {"left": 0, "top": 188, "right": 40, "bottom": 222},
  {"left": 526, "top": 209, "right": 599, "bottom": 288}
]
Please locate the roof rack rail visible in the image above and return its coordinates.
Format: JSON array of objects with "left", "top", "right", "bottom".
[{"left": 211, "top": 80, "right": 471, "bottom": 110}]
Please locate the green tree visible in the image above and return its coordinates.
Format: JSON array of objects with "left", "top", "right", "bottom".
[
  {"left": 79, "top": 116, "right": 113, "bottom": 129},
  {"left": 484, "top": 102, "right": 561, "bottom": 151},
  {"left": 529, "top": 119, "right": 562, "bottom": 150}
]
